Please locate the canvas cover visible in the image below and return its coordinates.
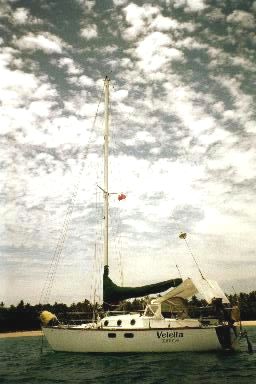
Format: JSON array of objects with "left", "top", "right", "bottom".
[
  {"left": 152, "top": 277, "right": 229, "bottom": 305},
  {"left": 103, "top": 265, "right": 182, "bottom": 306}
]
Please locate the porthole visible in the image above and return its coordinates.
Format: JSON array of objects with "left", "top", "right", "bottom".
[
  {"left": 124, "top": 333, "right": 134, "bottom": 338},
  {"left": 104, "top": 320, "right": 109, "bottom": 326},
  {"left": 108, "top": 333, "right": 116, "bottom": 338},
  {"left": 117, "top": 319, "right": 122, "bottom": 326},
  {"left": 130, "top": 319, "right": 136, "bottom": 326}
]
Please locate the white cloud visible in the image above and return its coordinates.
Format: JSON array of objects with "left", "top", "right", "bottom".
[
  {"left": 109, "top": 156, "right": 202, "bottom": 202},
  {"left": 198, "top": 127, "right": 235, "bottom": 147},
  {"left": 206, "top": 8, "right": 225, "bottom": 22},
  {"left": 0, "top": 52, "right": 38, "bottom": 108},
  {"left": 227, "top": 10, "right": 256, "bottom": 29},
  {"left": 39, "top": 116, "right": 92, "bottom": 147},
  {"left": 176, "top": 36, "right": 208, "bottom": 49},
  {"left": 0, "top": 1, "right": 12, "bottom": 17},
  {"left": 102, "top": 45, "right": 119, "bottom": 54},
  {"left": 123, "top": 3, "right": 159, "bottom": 40},
  {"left": 171, "top": 0, "right": 207, "bottom": 12},
  {"left": 185, "top": 0, "right": 207, "bottom": 12},
  {"left": 64, "top": 95, "right": 101, "bottom": 118},
  {"left": 123, "top": 131, "right": 156, "bottom": 146},
  {"left": 214, "top": 76, "right": 255, "bottom": 125},
  {"left": 58, "top": 57, "right": 82, "bottom": 75},
  {"left": 14, "top": 32, "right": 64, "bottom": 54},
  {"left": 12, "top": 7, "right": 42, "bottom": 25},
  {"left": 0, "top": 46, "right": 59, "bottom": 140},
  {"left": 75, "top": 75, "right": 95, "bottom": 87},
  {"left": 229, "top": 150, "right": 256, "bottom": 181},
  {"left": 12, "top": 7, "right": 29, "bottom": 23},
  {"left": 135, "top": 32, "right": 183, "bottom": 72},
  {"left": 76, "top": 0, "right": 95, "bottom": 11},
  {"left": 29, "top": 100, "right": 56, "bottom": 118},
  {"left": 80, "top": 24, "right": 98, "bottom": 39},
  {"left": 150, "top": 15, "right": 179, "bottom": 30},
  {"left": 207, "top": 45, "right": 255, "bottom": 73},
  {"left": 32, "top": 83, "right": 58, "bottom": 100},
  {"left": 112, "top": 89, "right": 128, "bottom": 101},
  {"left": 172, "top": 0, "right": 186, "bottom": 9},
  {"left": 119, "top": 57, "right": 134, "bottom": 70},
  {"left": 0, "top": 54, "right": 55, "bottom": 101},
  {"left": 244, "top": 121, "right": 256, "bottom": 134},
  {"left": 122, "top": 3, "right": 195, "bottom": 42},
  {"left": 113, "top": 0, "right": 128, "bottom": 5}
]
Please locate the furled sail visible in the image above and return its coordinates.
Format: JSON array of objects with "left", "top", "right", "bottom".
[
  {"left": 151, "top": 277, "right": 230, "bottom": 305},
  {"left": 103, "top": 265, "right": 182, "bottom": 306}
]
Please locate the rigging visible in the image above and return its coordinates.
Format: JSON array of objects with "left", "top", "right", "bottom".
[{"left": 39, "top": 86, "right": 104, "bottom": 304}]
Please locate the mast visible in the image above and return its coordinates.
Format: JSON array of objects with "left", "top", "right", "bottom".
[{"left": 104, "top": 76, "right": 110, "bottom": 268}]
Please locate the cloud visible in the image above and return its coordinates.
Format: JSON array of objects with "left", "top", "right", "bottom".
[
  {"left": 0, "top": 1, "right": 12, "bottom": 17},
  {"left": 171, "top": 0, "right": 207, "bottom": 12},
  {"left": 206, "top": 8, "right": 226, "bottom": 22},
  {"left": 12, "top": 7, "right": 29, "bottom": 23},
  {"left": 123, "top": 131, "right": 156, "bottom": 147},
  {"left": 68, "top": 74, "right": 95, "bottom": 87},
  {"left": 113, "top": 0, "right": 128, "bottom": 6},
  {"left": 0, "top": 46, "right": 60, "bottom": 146},
  {"left": 0, "top": 49, "right": 38, "bottom": 109},
  {"left": 123, "top": 3, "right": 159, "bottom": 40},
  {"left": 14, "top": 32, "right": 65, "bottom": 53},
  {"left": 75, "top": 0, "right": 96, "bottom": 11},
  {"left": 213, "top": 76, "right": 255, "bottom": 127},
  {"left": 185, "top": 0, "right": 208, "bottom": 12},
  {"left": 58, "top": 57, "right": 83, "bottom": 75},
  {"left": 28, "top": 100, "right": 56, "bottom": 118},
  {"left": 135, "top": 32, "right": 184, "bottom": 72},
  {"left": 176, "top": 36, "right": 208, "bottom": 50},
  {"left": 112, "top": 89, "right": 129, "bottom": 101},
  {"left": 12, "top": 7, "right": 42, "bottom": 25},
  {"left": 80, "top": 24, "right": 98, "bottom": 39},
  {"left": 122, "top": 3, "right": 196, "bottom": 43},
  {"left": 150, "top": 14, "right": 179, "bottom": 31},
  {"left": 227, "top": 10, "right": 256, "bottom": 29},
  {"left": 0, "top": 61, "right": 54, "bottom": 101}
]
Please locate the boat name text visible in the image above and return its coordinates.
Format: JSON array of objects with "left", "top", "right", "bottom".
[{"left": 157, "top": 331, "right": 183, "bottom": 343}]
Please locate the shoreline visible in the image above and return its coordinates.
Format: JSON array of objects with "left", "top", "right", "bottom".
[
  {"left": 0, "top": 321, "right": 256, "bottom": 339},
  {"left": 0, "top": 330, "right": 42, "bottom": 338},
  {"left": 234, "top": 320, "right": 256, "bottom": 327}
]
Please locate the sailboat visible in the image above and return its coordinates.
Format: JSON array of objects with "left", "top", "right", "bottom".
[{"left": 40, "top": 77, "right": 240, "bottom": 353}]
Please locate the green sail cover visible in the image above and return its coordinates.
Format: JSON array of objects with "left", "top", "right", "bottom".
[{"left": 103, "top": 265, "right": 182, "bottom": 305}]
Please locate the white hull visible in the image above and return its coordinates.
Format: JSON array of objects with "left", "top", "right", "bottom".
[{"left": 42, "top": 326, "right": 238, "bottom": 353}]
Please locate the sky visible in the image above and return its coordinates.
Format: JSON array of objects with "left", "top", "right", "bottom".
[{"left": 1, "top": 0, "right": 256, "bottom": 305}]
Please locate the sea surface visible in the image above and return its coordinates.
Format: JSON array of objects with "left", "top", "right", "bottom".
[{"left": 0, "top": 327, "right": 255, "bottom": 384}]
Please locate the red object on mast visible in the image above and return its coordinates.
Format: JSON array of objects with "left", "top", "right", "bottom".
[{"left": 118, "top": 193, "right": 126, "bottom": 201}]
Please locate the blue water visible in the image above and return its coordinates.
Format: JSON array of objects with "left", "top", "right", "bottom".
[{"left": 0, "top": 328, "right": 255, "bottom": 384}]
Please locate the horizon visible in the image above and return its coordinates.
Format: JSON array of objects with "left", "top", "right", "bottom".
[{"left": 3, "top": 285, "right": 256, "bottom": 308}]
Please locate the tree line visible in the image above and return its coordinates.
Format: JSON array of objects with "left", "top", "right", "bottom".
[{"left": 0, "top": 290, "right": 255, "bottom": 332}]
